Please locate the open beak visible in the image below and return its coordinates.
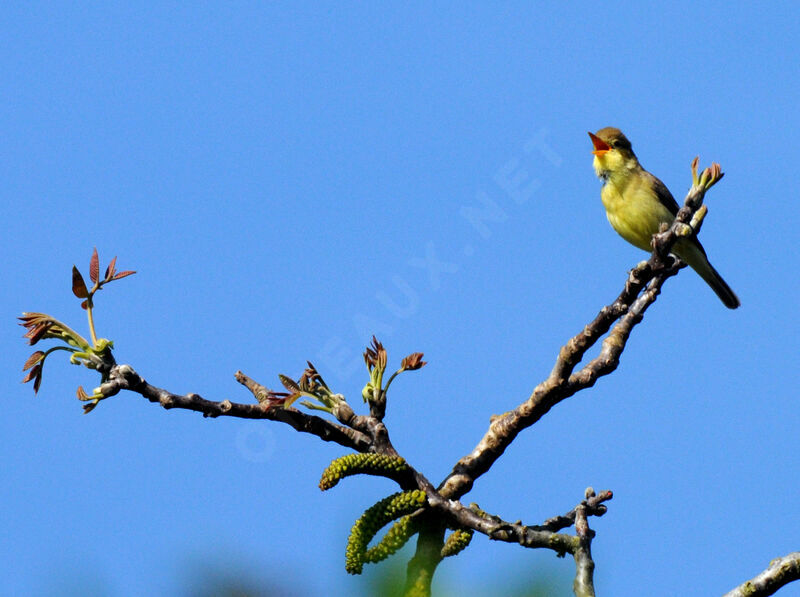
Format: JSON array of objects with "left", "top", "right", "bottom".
[{"left": 588, "top": 132, "right": 611, "bottom": 156}]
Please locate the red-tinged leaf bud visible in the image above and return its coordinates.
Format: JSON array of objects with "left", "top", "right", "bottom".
[
  {"left": 278, "top": 374, "right": 300, "bottom": 393},
  {"left": 401, "top": 352, "right": 426, "bottom": 371},
  {"left": 89, "top": 248, "right": 99, "bottom": 284},
  {"left": 72, "top": 266, "right": 89, "bottom": 299},
  {"left": 32, "top": 367, "right": 43, "bottom": 393},
  {"left": 364, "top": 336, "right": 387, "bottom": 371},
  {"left": 23, "top": 351, "right": 45, "bottom": 371},
  {"left": 112, "top": 270, "right": 136, "bottom": 280},
  {"left": 364, "top": 344, "right": 378, "bottom": 370},
  {"left": 22, "top": 364, "right": 40, "bottom": 384},
  {"left": 104, "top": 256, "right": 117, "bottom": 281},
  {"left": 18, "top": 314, "right": 50, "bottom": 345},
  {"left": 23, "top": 322, "right": 51, "bottom": 345},
  {"left": 378, "top": 348, "right": 387, "bottom": 370},
  {"left": 18, "top": 313, "right": 44, "bottom": 325}
]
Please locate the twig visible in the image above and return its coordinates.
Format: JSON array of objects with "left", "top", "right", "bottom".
[
  {"left": 425, "top": 488, "right": 611, "bottom": 553},
  {"left": 572, "top": 495, "right": 596, "bottom": 597},
  {"left": 98, "top": 364, "right": 372, "bottom": 452},
  {"left": 540, "top": 489, "right": 613, "bottom": 532}
]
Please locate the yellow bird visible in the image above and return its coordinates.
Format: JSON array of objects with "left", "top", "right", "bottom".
[{"left": 588, "top": 127, "right": 739, "bottom": 309}]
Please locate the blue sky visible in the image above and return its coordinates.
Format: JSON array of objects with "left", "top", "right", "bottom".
[{"left": 3, "top": 3, "right": 799, "bottom": 596}]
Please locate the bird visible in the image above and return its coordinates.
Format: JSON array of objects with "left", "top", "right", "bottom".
[{"left": 588, "top": 127, "right": 739, "bottom": 309}]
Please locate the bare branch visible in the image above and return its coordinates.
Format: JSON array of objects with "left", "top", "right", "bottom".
[
  {"left": 425, "top": 488, "right": 611, "bottom": 554},
  {"left": 722, "top": 552, "right": 800, "bottom": 597},
  {"left": 438, "top": 170, "right": 713, "bottom": 500},
  {"left": 540, "top": 489, "right": 613, "bottom": 533},
  {"left": 437, "top": 261, "right": 679, "bottom": 499},
  {"left": 572, "top": 501, "right": 595, "bottom": 597},
  {"left": 99, "top": 364, "right": 372, "bottom": 452}
]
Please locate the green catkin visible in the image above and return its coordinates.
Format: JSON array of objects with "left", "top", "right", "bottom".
[
  {"left": 345, "top": 490, "right": 426, "bottom": 574},
  {"left": 441, "top": 528, "right": 474, "bottom": 558},
  {"left": 319, "top": 453, "right": 409, "bottom": 491},
  {"left": 364, "top": 515, "right": 419, "bottom": 564}
]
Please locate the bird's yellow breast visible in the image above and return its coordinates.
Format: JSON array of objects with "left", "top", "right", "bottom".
[{"left": 600, "top": 172, "right": 674, "bottom": 253}]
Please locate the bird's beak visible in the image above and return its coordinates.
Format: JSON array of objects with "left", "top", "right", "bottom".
[{"left": 588, "top": 132, "right": 611, "bottom": 156}]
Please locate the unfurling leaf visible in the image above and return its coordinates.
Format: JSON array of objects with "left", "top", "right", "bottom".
[
  {"left": 401, "top": 352, "right": 427, "bottom": 371},
  {"left": 104, "top": 256, "right": 117, "bottom": 281},
  {"left": 89, "top": 248, "right": 99, "bottom": 283},
  {"left": 22, "top": 362, "right": 44, "bottom": 394},
  {"left": 112, "top": 270, "right": 136, "bottom": 280},
  {"left": 19, "top": 312, "right": 91, "bottom": 351},
  {"left": 19, "top": 313, "right": 53, "bottom": 345},
  {"left": 76, "top": 386, "right": 90, "bottom": 400},
  {"left": 21, "top": 365, "right": 40, "bottom": 384},
  {"left": 302, "top": 361, "right": 329, "bottom": 391},
  {"left": 283, "top": 393, "right": 301, "bottom": 408},
  {"left": 72, "top": 266, "right": 89, "bottom": 298},
  {"left": 23, "top": 351, "right": 45, "bottom": 371},
  {"left": 279, "top": 374, "right": 301, "bottom": 393},
  {"left": 364, "top": 336, "right": 387, "bottom": 371}
]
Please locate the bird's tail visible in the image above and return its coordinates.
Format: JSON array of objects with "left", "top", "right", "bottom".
[{"left": 675, "top": 239, "right": 740, "bottom": 309}]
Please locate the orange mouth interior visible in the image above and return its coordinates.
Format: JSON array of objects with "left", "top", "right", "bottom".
[{"left": 588, "top": 132, "right": 611, "bottom": 156}]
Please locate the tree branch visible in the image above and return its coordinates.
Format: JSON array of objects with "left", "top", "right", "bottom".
[
  {"left": 437, "top": 170, "right": 716, "bottom": 500},
  {"left": 722, "top": 553, "right": 800, "bottom": 597},
  {"left": 97, "top": 364, "right": 372, "bottom": 452},
  {"left": 437, "top": 260, "right": 680, "bottom": 499},
  {"left": 419, "top": 487, "right": 611, "bottom": 597},
  {"left": 572, "top": 502, "right": 595, "bottom": 597}
]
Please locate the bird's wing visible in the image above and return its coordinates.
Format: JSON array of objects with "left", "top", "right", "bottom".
[
  {"left": 647, "top": 171, "right": 711, "bottom": 258},
  {"left": 644, "top": 171, "right": 682, "bottom": 216}
]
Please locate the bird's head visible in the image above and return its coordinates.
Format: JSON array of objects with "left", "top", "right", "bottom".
[{"left": 588, "top": 127, "right": 638, "bottom": 179}]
